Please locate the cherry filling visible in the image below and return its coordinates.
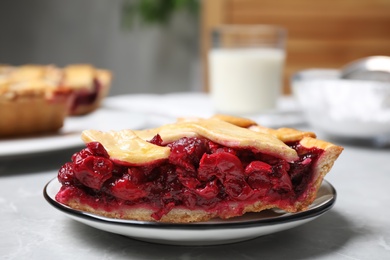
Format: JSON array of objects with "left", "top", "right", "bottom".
[
  {"left": 56, "top": 136, "right": 324, "bottom": 220},
  {"left": 69, "top": 79, "right": 101, "bottom": 112}
]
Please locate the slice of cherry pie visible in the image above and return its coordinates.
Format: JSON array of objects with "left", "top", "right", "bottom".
[{"left": 55, "top": 116, "right": 343, "bottom": 223}]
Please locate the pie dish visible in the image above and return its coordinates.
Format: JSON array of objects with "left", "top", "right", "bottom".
[
  {"left": 55, "top": 115, "right": 343, "bottom": 223},
  {"left": 0, "top": 64, "right": 111, "bottom": 137}
]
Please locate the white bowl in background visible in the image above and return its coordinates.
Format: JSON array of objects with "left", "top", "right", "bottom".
[{"left": 292, "top": 69, "right": 390, "bottom": 138}]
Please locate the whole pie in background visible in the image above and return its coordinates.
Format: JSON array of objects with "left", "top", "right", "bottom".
[{"left": 0, "top": 64, "right": 112, "bottom": 137}]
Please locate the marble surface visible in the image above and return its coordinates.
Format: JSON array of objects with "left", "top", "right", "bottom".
[{"left": 1, "top": 93, "right": 390, "bottom": 260}]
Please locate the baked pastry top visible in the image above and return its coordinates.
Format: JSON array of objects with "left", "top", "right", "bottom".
[{"left": 55, "top": 115, "right": 343, "bottom": 223}]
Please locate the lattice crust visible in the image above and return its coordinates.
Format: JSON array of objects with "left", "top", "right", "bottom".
[
  {"left": 82, "top": 118, "right": 300, "bottom": 164},
  {"left": 82, "top": 116, "right": 332, "bottom": 164},
  {"left": 0, "top": 64, "right": 111, "bottom": 91}
]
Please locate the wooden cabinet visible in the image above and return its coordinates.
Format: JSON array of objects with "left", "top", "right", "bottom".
[{"left": 201, "top": 0, "right": 390, "bottom": 94}]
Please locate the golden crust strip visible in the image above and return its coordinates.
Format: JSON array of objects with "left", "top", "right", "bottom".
[
  {"left": 184, "top": 119, "right": 298, "bottom": 161},
  {"left": 134, "top": 124, "right": 199, "bottom": 144},
  {"left": 81, "top": 129, "right": 171, "bottom": 165},
  {"left": 210, "top": 114, "right": 258, "bottom": 128},
  {"left": 249, "top": 125, "right": 316, "bottom": 143}
]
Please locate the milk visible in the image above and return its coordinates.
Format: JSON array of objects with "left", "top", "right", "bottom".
[{"left": 208, "top": 48, "right": 285, "bottom": 115}]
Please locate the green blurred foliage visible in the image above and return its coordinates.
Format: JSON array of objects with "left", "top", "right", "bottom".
[{"left": 121, "top": 0, "right": 199, "bottom": 28}]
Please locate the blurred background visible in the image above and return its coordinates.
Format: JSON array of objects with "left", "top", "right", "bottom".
[
  {"left": 0, "top": 0, "right": 201, "bottom": 95},
  {"left": 1, "top": 0, "right": 390, "bottom": 96}
]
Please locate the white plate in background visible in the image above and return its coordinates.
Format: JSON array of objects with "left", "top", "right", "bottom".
[
  {"left": 104, "top": 94, "right": 305, "bottom": 128},
  {"left": 0, "top": 108, "right": 145, "bottom": 158}
]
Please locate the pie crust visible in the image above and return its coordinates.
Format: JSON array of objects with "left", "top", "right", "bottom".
[{"left": 55, "top": 116, "right": 343, "bottom": 223}]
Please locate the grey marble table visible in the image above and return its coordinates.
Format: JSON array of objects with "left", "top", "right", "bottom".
[
  {"left": 1, "top": 94, "right": 390, "bottom": 260},
  {"left": 1, "top": 135, "right": 390, "bottom": 260}
]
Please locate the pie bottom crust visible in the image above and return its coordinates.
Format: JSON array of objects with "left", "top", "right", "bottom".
[
  {"left": 64, "top": 199, "right": 277, "bottom": 223},
  {"left": 0, "top": 94, "right": 71, "bottom": 137}
]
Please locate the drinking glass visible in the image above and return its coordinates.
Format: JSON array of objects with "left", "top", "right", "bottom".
[{"left": 208, "top": 25, "right": 287, "bottom": 115}]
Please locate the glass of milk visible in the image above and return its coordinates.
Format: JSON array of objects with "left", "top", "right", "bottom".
[{"left": 208, "top": 25, "right": 287, "bottom": 115}]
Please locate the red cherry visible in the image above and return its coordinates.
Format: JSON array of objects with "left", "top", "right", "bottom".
[
  {"left": 109, "top": 175, "right": 147, "bottom": 201},
  {"left": 73, "top": 156, "right": 113, "bottom": 190}
]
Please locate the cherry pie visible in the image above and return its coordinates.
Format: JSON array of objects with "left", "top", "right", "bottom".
[
  {"left": 55, "top": 115, "right": 343, "bottom": 223},
  {"left": 0, "top": 64, "right": 111, "bottom": 137}
]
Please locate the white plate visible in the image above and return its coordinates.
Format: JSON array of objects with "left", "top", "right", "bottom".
[
  {"left": 0, "top": 108, "right": 145, "bottom": 158},
  {"left": 44, "top": 178, "right": 336, "bottom": 246}
]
